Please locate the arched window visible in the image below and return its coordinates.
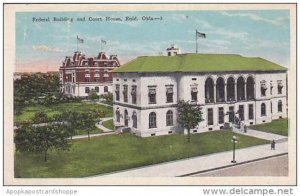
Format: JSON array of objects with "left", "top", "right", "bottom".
[
  {"left": 166, "top": 110, "right": 173, "bottom": 126},
  {"left": 261, "top": 103, "right": 266, "bottom": 116},
  {"left": 278, "top": 100, "right": 283, "bottom": 112},
  {"left": 216, "top": 77, "right": 225, "bottom": 102},
  {"left": 237, "top": 77, "right": 245, "bottom": 101},
  {"left": 205, "top": 77, "right": 214, "bottom": 103},
  {"left": 116, "top": 109, "right": 120, "bottom": 122},
  {"left": 124, "top": 109, "right": 128, "bottom": 126},
  {"left": 132, "top": 111, "right": 137, "bottom": 128},
  {"left": 104, "top": 86, "right": 108, "bottom": 92},
  {"left": 149, "top": 112, "right": 157, "bottom": 128},
  {"left": 227, "top": 77, "right": 235, "bottom": 101},
  {"left": 246, "top": 76, "right": 255, "bottom": 100}
]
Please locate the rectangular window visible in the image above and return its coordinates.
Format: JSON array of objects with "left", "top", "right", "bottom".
[
  {"left": 148, "top": 87, "right": 156, "bottom": 104},
  {"left": 191, "top": 87, "right": 198, "bottom": 102},
  {"left": 218, "top": 107, "right": 224, "bottom": 124},
  {"left": 207, "top": 108, "right": 214, "bottom": 126},
  {"left": 261, "top": 82, "right": 267, "bottom": 97},
  {"left": 248, "top": 104, "right": 254, "bottom": 120},
  {"left": 115, "top": 84, "right": 120, "bottom": 101},
  {"left": 229, "top": 106, "right": 234, "bottom": 123},
  {"left": 123, "top": 85, "right": 128, "bottom": 102},
  {"left": 278, "top": 81, "right": 283, "bottom": 94},
  {"left": 166, "top": 86, "right": 173, "bottom": 103},
  {"left": 85, "top": 87, "right": 90, "bottom": 94},
  {"left": 95, "top": 87, "right": 99, "bottom": 92},
  {"left": 239, "top": 105, "right": 244, "bottom": 121},
  {"left": 85, "top": 77, "right": 90, "bottom": 82},
  {"left": 95, "top": 78, "right": 100, "bottom": 82},
  {"left": 131, "top": 85, "right": 137, "bottom": 104}
]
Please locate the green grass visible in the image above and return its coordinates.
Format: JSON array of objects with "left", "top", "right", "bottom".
[
  {"left": 15, "top": 130, "right": 268, "bottom": 178},
  {"left": 250, "top": 118, "right": 289, "bottom": 136},
  {"left": 14, "top": 102, "right": 112, "bottom": 124},
  {"left": 113, "top": 54, "right": 287, "bottom": 73},
  {"left": 102, "top": 119, "right": 114, "bottom": 130}
]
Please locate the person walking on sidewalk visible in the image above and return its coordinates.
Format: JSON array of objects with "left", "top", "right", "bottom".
[{"left": 271, "top": 140, "right": 276, "bottom": 150}]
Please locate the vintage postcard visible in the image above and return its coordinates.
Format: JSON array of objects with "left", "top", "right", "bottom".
[{"left": 3, "top": 3, "right": 296, "bottom": 185}]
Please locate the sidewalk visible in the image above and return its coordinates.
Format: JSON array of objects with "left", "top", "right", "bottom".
[
  {"left": 90, "top": 141, "right": 287, "bottom": 177},
  {"left": 95, "top": 117, "right": 114, "bottom": 133},
  {"left": 232, "top": 127, "right": 287, "bottom": 141}
]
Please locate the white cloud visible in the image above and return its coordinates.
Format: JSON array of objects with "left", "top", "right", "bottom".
[
  {"left": 221, "top": 11, "right": 288, "bottom": 26},
  {"left": 32, "top": 45, "right": 67, "bottom": 53}
]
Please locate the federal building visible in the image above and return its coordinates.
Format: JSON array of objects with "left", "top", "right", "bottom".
[{"left": 112, "top": 46, "right": 287, "bottom": 137}]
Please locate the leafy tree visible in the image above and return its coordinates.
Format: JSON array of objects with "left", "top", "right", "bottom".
[
  {"left": 88, "top": 89, "right": 99, "bottom": 101},
  {"left": 177, "top": 100, "right": 203, "bottom": 143},
  {"left": 33, "top": 111, "right": 48, "bottom": 124},
  {"left": 100, "top": 92, "right": 113, "bottom": 105},
  {"left": 79, "top": 112, "right": 97, "bottom": 140},
  {"left": 59, "top": 111, "right": 81, "bottom": 139},
  {"left": 14, "top": 124, "right": 71, "bottom": 162}
]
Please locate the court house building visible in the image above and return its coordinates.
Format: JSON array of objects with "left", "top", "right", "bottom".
[{"left": 112, "top": 47, "right": 287, "bottom": 137}]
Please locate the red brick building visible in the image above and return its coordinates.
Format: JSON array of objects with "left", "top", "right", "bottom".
[{"left": 59, "top": 51, "right": 120, "bottom": 97}]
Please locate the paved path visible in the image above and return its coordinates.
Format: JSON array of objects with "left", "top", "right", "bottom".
[
  {"left": 72, "top": 131, "right": 115, "bottom": 140},
  {"left": 232, "top": 127, "right": 287, "bottom": 141},
  {"left": 90, "top": 141, "right": 288, "bottom": 177},
  {"left": 95, "top": 117, "right": 114, "bottom": 133},
  {"left": 95, "top": 102, "right": 113, "bottom": 108}
]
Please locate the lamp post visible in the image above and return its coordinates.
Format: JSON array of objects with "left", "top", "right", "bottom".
[{"left": 231, "top": 135, "right": 238, "bottom": 163}]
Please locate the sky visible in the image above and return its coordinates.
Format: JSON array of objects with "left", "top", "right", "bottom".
[{"left": 15, "top": 10, "right": 290, "bottom": 72}]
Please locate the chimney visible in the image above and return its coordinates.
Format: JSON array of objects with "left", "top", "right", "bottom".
[{"left": 166, "top": 44, "right": 180, "bottom": 56}]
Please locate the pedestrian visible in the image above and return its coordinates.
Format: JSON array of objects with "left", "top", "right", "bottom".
[
  {"left": 244, "top": 124, "right": 247, "bottom": 133},
  {"left": 271, "top": 140, "right": 276, "bottom": 150}
]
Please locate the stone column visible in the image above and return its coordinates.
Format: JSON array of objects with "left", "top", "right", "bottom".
[
  {"left": 235, "top": 82, "right": 238, "bottom": 101},
  {"left": 214, "top": 84, "right": 216, "bottom": 103},
  {"left": 244, "top": 82, "right": 247, "bottom": 100}
]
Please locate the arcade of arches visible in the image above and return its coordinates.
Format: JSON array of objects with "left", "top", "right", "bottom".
[{"left": 205, "top": 76, "right": 255, "bottom": 103}]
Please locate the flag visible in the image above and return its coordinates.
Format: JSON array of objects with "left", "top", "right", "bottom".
[
  {"left": 196, "top": 31, "right": 206, "bottom": 38},
  {"left": 101, "top": 39, "right": 107, "bottom": 45},
  {"left": 77, "top": 36, "right": 84, "bottom": 43}
]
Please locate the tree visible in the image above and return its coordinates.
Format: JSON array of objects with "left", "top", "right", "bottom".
[
  {"left": 33, "top": 111, "right": 48, "bottom": 124},
  {"left": 79, "top": 112, "right": 96, "bottom": 140},
  {"left": 88, "top": 89, "right": 99, "bottom": 101},
  {"left": 177, "top": 100, "right": 203, "bottom": 143},
  {"left": 59, "top": 111, "right": 81, "bottom": 139},
  {"left": 14, "top": 124, "right": 71, "bottom": 162}
]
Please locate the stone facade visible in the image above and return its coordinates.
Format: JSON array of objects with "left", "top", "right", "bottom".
[{"left": 113, "top": 71, "right": 287, "bottom": 137}]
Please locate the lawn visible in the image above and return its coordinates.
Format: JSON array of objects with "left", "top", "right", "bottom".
[
  {"left": 250, "top": 118, "right": 288, "bottom": 136},
  {"left": 102, "top": 119, "right": 114, "bottom": 130},
  {"left": 15, "top": 130, "right": 268, "bottom": 178},
  {"left": 14, "top": 102, "right": 113, "bottom": 124}
]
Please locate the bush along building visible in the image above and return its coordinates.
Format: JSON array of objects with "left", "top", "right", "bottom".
[
  {"left": 112, "top": 46, "right": 287, "bottom": 137},
  {"left": 59, "top": 51, "right": 120, "bottom": 97}
]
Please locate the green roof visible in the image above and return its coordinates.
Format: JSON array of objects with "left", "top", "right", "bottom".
[{"left": 113, "top": 54, "right": 287, "bottom": 73}]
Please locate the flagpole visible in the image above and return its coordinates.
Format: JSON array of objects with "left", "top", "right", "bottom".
[{"left": 196, "top": 30, "right": 198, "bottom": 54}]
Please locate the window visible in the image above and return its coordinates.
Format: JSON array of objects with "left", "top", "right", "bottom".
[
  {"left": 115, "top": 85, "right": 120, "bottom": 101},
  {"left": 227, "top": 77, "right": 235, "bottom": 101},
  {"left": 95, "top": 87, "right": 99, "bottom": 92},
  {"left": 205, "top": 78, "right": 214, "bottom": 103},
  {"left": 229, "top": 106, "right": 234, "bottom": 123},
  {"left": 218, "top": 107, "right": 224, "bottom": 124},
  {"left": 123, "top": 85, "right": 128, "bottom": 102},
  {"left": 207, "top": 108, "right": 214, "bottom": 126},
  {"left": 238, "top": 105, "right": 244, "bottom": 121},
  {"left": 191, "top": 86, "right": 198, "bottom": 102},
  {"left": 166, "top": 86, "right": 173, "bottom": 103},
  {"left": 246, "top": 77, "right": 255, "bottom": 100},
  {"left": 104, "top": 86, "right": 108, "bottom": 92},
  {"left": 192, "top": 78, "right": 197, "bottom": 81},
  {"left": 216, "top": 78, "right": 225, "bottom": 102},
  {"left": 237, "top": 77, "right": 245, "bottom": 101},
  {"left": 85, "top": 77, "right": 90, "bottom": 82},
  {"left": 248, "top": 104, "right": 254, "bottom": 120},
  {"left": 95, "top": 78, "right": 100, "bottom": 82},
  {"left": 278, "top": 100, "right": 283, "bottom": 112},
  {"left": 148, "top": 87, "right": 156, "bottom": 104},
  {"left": 166, "top": 110, "right": 173, "bottom": 126},
  {"left": 261, "top": 82, "right": 267, "bottom": 97},
  {"left": 85, "top": 87, "right": 90, "bottom": 94},
  {"left": 278, "top": 81, "right": 283, "bottom": 94},
  {"left": 131, "top": 85, "right": 137, "bottom": 104},
  {"left": 132, "top": 111, "right": 137, "bottom": 128},
  {"left": 149, "top": 112, "right": 157, "bottom": 128},
  {"left": 270, "top": 82, "right": 273, "bottom": 95},
  {"left": 261, "top": 103, "right": 266, "bottom": 116},
  {"left": 116, "top": 109, "right": 120, "bottom": 122}
]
